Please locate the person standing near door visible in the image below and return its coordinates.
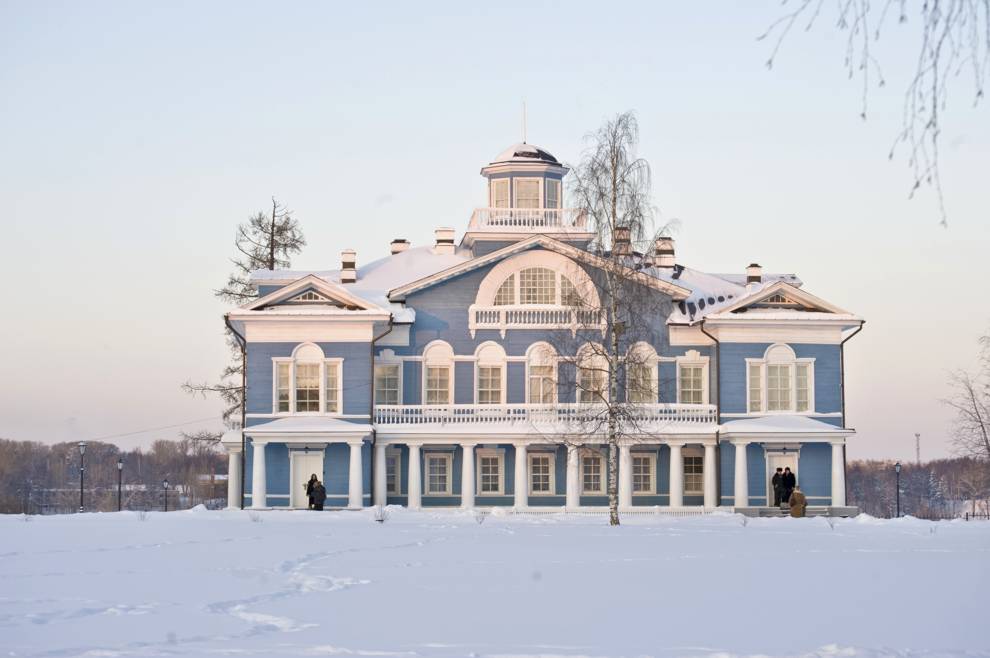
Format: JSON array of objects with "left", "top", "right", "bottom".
[
  {"left": 781, "top": 467, "right": 796, "bottom": 503},
  {"left": 788, "top": 484, "right": 807, "bottom": 517},
  {"left": 305, "top": 474, "right": 318, "bottom": 510},
  {"left": 771, "top": 467, "right": 784, "bottom": 506},
  {"left": 312, "top": 480, "right": 327, "bottom": 511}
]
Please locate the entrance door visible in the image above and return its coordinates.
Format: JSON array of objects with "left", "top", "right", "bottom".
[
  {"left": 291, "top": 452, "right": 324, "bottom": 508},
  {"left": 766, "top": 452, "right": 798, "bottom": 505}
]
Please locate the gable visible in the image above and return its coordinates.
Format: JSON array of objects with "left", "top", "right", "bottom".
[
  {"left": 715, "top": 281, "right": 852, "bottom": 317},
  {"left": 241, "top": 274, "right": 383, "bottom": 312}
]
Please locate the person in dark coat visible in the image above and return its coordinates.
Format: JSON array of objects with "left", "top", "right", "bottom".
[
  {"left": 771, "top": 467, "right": 784, "bottom": 506},
  {"left": 311, "top": 480, "right": 327, "bottom": 511},
  {"left": 305, "top": 474, "right": 318, "bottom": 510},
  {"left": 788, "top": 485, "right": 807, "bottom": 518},
  {"left": 781, "top": 467, "right": 796, "bottom": 503}
]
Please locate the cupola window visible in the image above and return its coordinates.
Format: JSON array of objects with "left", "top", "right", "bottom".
[
  {"left": 491, "top": 179, "right": 509, "bottom": 209},
  {"left": 514, "top": 179, "right": 541, "bottom": 208},
  {"left": 545, "top": 179, "right": 560, "bottom": 209}
]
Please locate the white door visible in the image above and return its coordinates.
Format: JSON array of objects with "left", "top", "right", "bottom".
[
  {"left": 291, "top": 452, "right": 324, "bottom": 508},
  {"left": 766, "top": 453, "right": 798, "bottom": 505}
]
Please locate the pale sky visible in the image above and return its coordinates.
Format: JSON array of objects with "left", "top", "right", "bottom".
[{"left": 2, "top": 2, "right": 987, "bottom": 461}]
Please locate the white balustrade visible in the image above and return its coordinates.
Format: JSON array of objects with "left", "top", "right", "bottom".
[
  {"left": 468, "top": 304, "right": 604, "bottom": 337},
  {"left": 468, "top": 207, "right": 588, "bottom": 232},
  {"left": 374, "top": 402, "right": 717, "bottom": 428}
]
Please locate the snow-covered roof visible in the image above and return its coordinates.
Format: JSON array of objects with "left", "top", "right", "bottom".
[
  {"left": 720, "top": 415, "right": 852, "bottom": 435},
  {"left": 649, "top": 265, "right": 801, "bottom": 324},
  {"left": 490, "top": 142, "right": 559, "bottom": 165},
  {"left": 245, "top": 416, "right": 371, "bottom": 436}
]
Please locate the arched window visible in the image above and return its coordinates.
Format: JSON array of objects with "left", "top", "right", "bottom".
[
  {"left": 272, "top": 343, "right": 343, "bottom": 415},
  {"left": 490, "top": 267, "right": 580, "bottom": 306},
  {"left": 576, "top": 343, "right": 608, "bottom": 404},
  {"left": 746, "top": 344, "right": 814, "bottom": 413},
  {"left": 475, "top": 342, "right": 506, "bottom": 405},
  {"left": 423, "top": 341, "right": 454, "bottom": 405},
  {"left": 626, "top": 342, "right": 658, "bottom": 404},
  {"left": 526, "top": 342, "right": 557, "bottom": 404}
]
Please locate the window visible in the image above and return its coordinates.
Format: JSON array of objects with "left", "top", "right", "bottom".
[
  {"left": 578, "top": 364, "right": 606, "bottom": 403},
  {"left": 632, "top": 454, "right": 655, "bottom": 494},
  {"left": 478, "top": 366, "right": 502, "bottom": 404},
  {"left": 295, "top": 363, "right": 320, "bottom": 412},
  {"left": 324, "top": 362, "right": 340, "bottom": 413},
  {"left": 276, "top": 363, "right": 290, "bottom": 412},
  {"left": 425, "top": 453, "right": 452, "bottom": 495},
  {"left": 545, "top": 179, "right": 560, "bottom": 209},
  {"left": 374, "top": 364, "right": 400, "bottom": 405},
  {"left": 796, "top": 363, "right": 810, "bottom": 412},
  {"left": 748, "top": 364, "right": 762, "bottom": 413},
  {"left": 290, "top": 290, "right": 330, "bottom": 303},
  {"left": 678, "top": 365, "right": 704, "bottom": 404},
  {"left": 767, "top": 364, "right": 791, "bottom": 411},
  {"left": 582, "top": 452, "right": 605, "bottom": 494},
  {"left": 514, "top": 178, "right": 541, "bottom": 208},
  {"left": 478, "top": 451, "right": 503, "bottom": 494},
  {"left": 385, "top": 449, "right": 400, "bottom": 495},
  {"left": 519, "top": 267, "right": 555, "bottom": 304},
  {"left": 529, "top": 453, "right": 554, "bottom": 494},
  {"left": 491, "top": 178, "right": 509, "bottom": 208},
  {"left": 560, "top": 276, "right": 578, "bottom": 306},
  {"left": 627, "top": 364, "right": 656, "bottom": 404},
  {"left": 528, "top": 365, "right": 555, "bottom": 403},
  {"left": 684, "top": 456, "right": 703, "bottom": 495},
  {"left": 425, "top": 367, "right": 450, "bottom": 404},
  {"left": 493, "top": 274, "right": 515, "bottom": 305}
]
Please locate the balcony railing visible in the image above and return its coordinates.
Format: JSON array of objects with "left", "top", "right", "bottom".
[
  {"left": 374, "top": 403, "right": 718, "bottom": 429},
  {"left": 467, "top": 207, "right": 589, "bottom": 232},
  {"left": 468, "top": 304, "right": 604, "bottom": 338}
]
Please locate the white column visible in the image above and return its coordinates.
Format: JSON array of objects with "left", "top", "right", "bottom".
[
  {"left": 566, "top": 445, "right": 580, "bottom": 509},
  {"left": 461, "top": 443, "right": 476, "bottom": 509},
  {"left": 373, "top": 441, "right": 387, "bottom": 506},
  {"left": 514, "top": 443, "right": 528, "bottom": 509},
  {"left": 250, "top": 439, "right": 267, "bottom": 509},
  {"left": 703, "top": 442, "right": 717, "bottom": 508},
  {"left": 618, "top": 444, "right": 632, "bottom": 509},
  {"left": 348, "top": 441, "right": 364, "bottom": 509},
  {"left": 831, "top": 441, "right": 846, "bottom": 507},
  {"left": 668, "top": 442, "right": 684, "bottom": 508},
  {"left": 407, "top": 444, "right": 421, "bottom": 510},
  {"left": 225, "top": 445, "right": 242, "bottom": 510},
  {"left": 733, "top": 440, "right": 750, "bottom": 509}
]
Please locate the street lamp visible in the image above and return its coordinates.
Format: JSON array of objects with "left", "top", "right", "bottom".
[
  {"left": 163, "top": 478, "right": 169, "bottom": 513},
  {"left": 894, "top": 461, "right": 902, "bottom": 518},
  {"left": 78, "top": 442, "right": 87, "bottom": 513},
  {"left": 117, "top": 458, "right": 124, "bottom": 512}
]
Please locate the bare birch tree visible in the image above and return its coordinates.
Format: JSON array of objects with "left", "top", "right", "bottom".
[
  {"left": 760, "top": 1, "right": 989, "bottom": 224},
  {"left": 547, "top": 112, "right": 676, "bottom": 526},
  {"left": 182, "top": 198, "right": 306, "bottom": 439},
  {"left": 944, "top": 329, "right": 990, "bottom": 461}
]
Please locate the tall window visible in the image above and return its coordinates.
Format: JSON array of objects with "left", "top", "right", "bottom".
[
  {"left": 748, "top": 364, "right": 763, "bottom": 413},
  {"left": 528, "top": 365, "right": 555, "bottom": 403},
  {"left": 425, "top": 367, "right": 450, "bottom": 404},
  {"left": 747, "top": 344, "right": 814, "bottom": 414},
  {"left": 519, "top": 267, "right": 555, "bottom": 304},
  {"left": 426, "top": 453, "right": 452, "bottom": 495},
  {"left": 295, "top": 363, "right": 320, "bottom": 412},
  {"left": 679, "top": 365, "right": 704, "bottom": 404},
  {"left": 478, "top": 366, "right": 502, "bottom": 404},
  {"left": 478, "top": 451, "right": 503, "bottom": 494},
  {"left": 767, "top": 364, "right": 791, "bottom": 411},
  {"left": 684, "top": 456, "right": 703, "bottom": 495},
  {"left": 324, "top": 363, "right": 340, "bottom": 413},
  {"left": 627, "top": 364, "right": 656, "bottom": 404},
  {"left": 632, "top": 454, "right": 655, "bottom": 494},
  {"left": 385, "top": 450, "right": 399, "bottom": 495},
  {"left": 374, "top": 364, "right": 400, "bottom": 405},
  {"left": 560, "top": 277, "right": 578, "bottom": 306},
  {"left": 578, "top": 360, "right": 606, "bottom": 404},
  {"left": 795, "top": 363, "right": 810, "bottom": 412},
  {"left": 514, "top": 178, "right": 541, "bottom": 208},
  {"left": 493, "top": 274, "right": 515, "bottom": 305},
  {"left": 529, "top": 453, "right": 553, "bottom": 494},
  {"left": 491, "top": 178, "right": 509, "bottom": 208},
  {"left": 276, "top": 363, "right": 290, "bottom": 412},
  {"left": 545, "top": 179, "right": 560, "bottom": 209},
  {"left": 582, "top": 452, "right": 604, "bottom": 494}
]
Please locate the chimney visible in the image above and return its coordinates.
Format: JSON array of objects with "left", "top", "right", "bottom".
[
  {"left": 390, "top": 238, "right": 410, "bottom": 255},
  {"left": 340, "top": 249, "right": 356, "bottom": 283},
  {"left": 613, "top": 226, "right": 631, "bottom": 256},
  {"left": 654, "top": 236, "right": 675, "bottom": 268},
  {"left": 746, "top": 263, "right": 762, "bottom": 284},
  {"left": 433, "top": 227, "right": 455, "bottom": 255}
]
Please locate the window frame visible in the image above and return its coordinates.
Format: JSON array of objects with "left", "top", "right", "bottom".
[
  {"left": 513, "top": 177, "right": 542, "bottom": 209},
  {"left": 385, "top": 447, "right": 401, "bottom": 495},
  {"left": 424, "top": 452, "right": 453, "bottom": 496},
  {"left": 683, "top": 450, "right": 704, "bottom": 495},
  {"left": 526, "top": 342, "right": 558, "bottom": 405},
  {"left": 674, "top": 350, "right": 709, "bottom": 405},
  {"left": 545, "top": 178, "right": 561, "bottom": 209},
  {"left": 626, "top": 342, "right": 659, "bottom": 405},
  {"left": 528, "top": 451, "right": 556, "bottom": 496},
  {"left": 580, "top": 449, "right": 606, "bottom": 495},
  {"left": 422, "top": 341, "right": 454, "bottom": 405},
  {"left": 745, "top": 344, "right": 816, "bottom": 414},
  {"left": 490, "top": 178, "right": 510, "bottom": 209},
  {"left": 631, "top": 452, "right": 657, "bottom": 495},
  {"left": 271, "top": 350, "right": 344, "bottom": 416},
  {"left": 476, "top": 448, "right": 505, "bottom": 495},
  {"left": 373, "top": 362, "right": 402, "bottom": 406}
]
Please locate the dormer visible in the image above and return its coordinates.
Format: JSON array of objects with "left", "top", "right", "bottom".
[{"left": 462, "top": 142, "right": 593, "bottom": 255}]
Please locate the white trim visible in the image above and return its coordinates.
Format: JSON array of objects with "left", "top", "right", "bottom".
[
  {"left": 473, "top": 249, "right": 601, "bottom": 309},
  {"left": 525, "top": 341, "right": 558, "bottom": 404},
  {"left": 374, "top": 350, "right": 404, "bottom": 406},
  {"left": 270, "top": 345, "right": 345, "bottom": 417},
  {"left": 675, "top": 350, "right": 710, "bottom": 405},
  {"left": 626, "top": 342, "right": 659, "bottom": 404},
  {"left": 512, "top": 176, "right": 543, "bottom": 209},
  {"left": 576, "top": 342, "right": 609, "bottom": 404},
  {"left": 476, "top": 447, "right": 505, "bottom": 495},
  {"left": 527, "top": 451, "right": 556, "bottom": 496},
  {"left": 709, "top": 281, "right": 853, "bottom": 317},
  {"left": 289, "top": 449, "right": 325, "bottom": 509},
  {"left": 580, "top": 449, "right": 606, "bottom": 495},
  {"left": 682, "top": 449, "right": 704, "bottom": 496},
  {"left": 385, "top": 446, "right": 401, "bottom": 496},
  {"left": 744, "top": 343, "right": 816, "bottom": 414},
  {"left": 422, "top": 340, "right": 454, "bottom": 404},
  {"left": 241, "top": 273, "right": 385, "bottom": 312},
  {"left": 490, "top": 177, "right": 510, "bottom": 209},
  {"left": 474, "top": 341, "right": 507, "bottom": 405},
  {"left": 423, "top": 451, "right": 453, "bottom": 496},
  {"left": 631, "top": 451, "right": 657, "bottom": 496}
]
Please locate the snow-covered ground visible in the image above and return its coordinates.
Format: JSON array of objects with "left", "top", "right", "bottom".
[{"left": 2, "top": 509, "right": 987, "bottom": 658}]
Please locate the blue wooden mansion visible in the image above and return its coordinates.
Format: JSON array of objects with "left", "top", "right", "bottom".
[{"left": 221, "top": 142, "right": 863, "bottom": 513}]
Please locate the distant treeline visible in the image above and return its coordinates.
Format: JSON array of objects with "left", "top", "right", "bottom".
[
  {"left": 848, "top": 457, "right": 990, "bottom": 518},
  {"left": 0, "top": 438, "right": 226, "bottom": 514}
]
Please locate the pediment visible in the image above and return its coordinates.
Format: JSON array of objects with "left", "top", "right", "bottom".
[
  {"left": 241, "top": 274, "right": 381, "bottom": 312},
  {"left": 719, "top": 282, "right": 850, "bottom": 316}
]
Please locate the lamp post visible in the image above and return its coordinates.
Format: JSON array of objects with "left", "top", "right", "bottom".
[
  {"left": 117, "top": 458, "right": 124, "bottom": 512},
  {"left": 78, "top": 442, "right": 87, "bottom": 513},
  {"left": 894, "top": 461, "right": 902, "bottom": 518},
  {"left": 163, "top": 479, "right": 169, "bottom": 513}
]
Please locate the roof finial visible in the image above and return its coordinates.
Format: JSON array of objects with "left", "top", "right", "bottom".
[{"left": 522, "top": 100, "right": 527, "bottom": 144}]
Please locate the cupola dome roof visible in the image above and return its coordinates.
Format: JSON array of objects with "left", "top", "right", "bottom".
[{"left": 490, "top": 142, "right": 559, "bottom": 164}]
